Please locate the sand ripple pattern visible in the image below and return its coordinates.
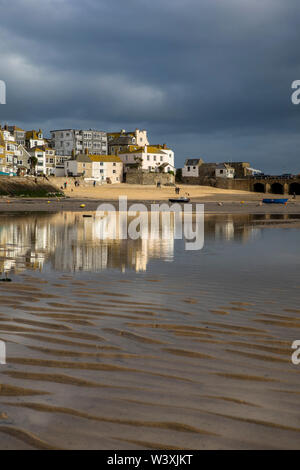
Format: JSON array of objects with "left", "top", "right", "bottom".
[{"left": 0, "top": 275, "right": 299, "bottom": 450}]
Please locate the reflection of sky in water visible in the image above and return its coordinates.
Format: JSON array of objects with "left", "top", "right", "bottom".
[{"left": 0, "top": 213, "right": 299, "bottom": 309}]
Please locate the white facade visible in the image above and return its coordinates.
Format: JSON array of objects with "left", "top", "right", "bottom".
[
  {"left": 119, "top": 145, "right": 175, "bottom": 173},
  {"left": 182, "top": 159, "right": 203, "bottom": 178},
  {"left": 26, "top": 130, "right": 46, "bottom": 149},
  {"left": 29, "top": 147, "right": 46, "bottom": 175},
  {"left": 215, "top": 164, "right": 235, "bottom": 178}
]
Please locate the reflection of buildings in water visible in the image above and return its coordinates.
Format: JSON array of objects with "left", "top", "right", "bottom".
[
  {"left": 0, "top": 212, "right": 175, "bottom": 274},
  {"left": 0, "top": 212, "right": 270, "bottom": 275},
  {"left": 52, "top": 212, "right": 175, "bottom": 272},
  {"left": 215, "top": 221, "right": 235, "bottom": 241},
  {"left": 206, "top": 214, "right": 261, "bottom": 243}
]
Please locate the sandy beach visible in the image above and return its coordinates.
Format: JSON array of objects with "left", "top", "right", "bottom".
[
  {"left": 0, "top": 268, "right": 299, "bottom": 450},
  {"left": 0, "top": 184, "right": 299, "bottom": 214},
  {"left": 61, "top": 183, "right": 252, "bottom": 201}
]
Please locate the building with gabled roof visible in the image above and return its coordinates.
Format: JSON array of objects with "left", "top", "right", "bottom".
[
  {"left": 182, "top": 158, "right": 204, "bottom": 177},
  {"left": 215, "top": 163, "right": 235, "bottom": 178},
  {"left": 7, "top": 125, "right": 26, "bottom": 146},
  {"left": 117, "top": 144, "right": 174, "bottom": 174},
  {"left": 107, "top": 128, "right": 149, "bottom": 155},
  {"left": 26, "top": 129, "right": 46, "bottom": 149}
]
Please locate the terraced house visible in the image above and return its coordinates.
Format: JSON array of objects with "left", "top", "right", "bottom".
[
  {"left": 0, "top": 127, "right": 19, "bottom": 174},
  {"left": 28, "top": 146, "right": 47, "bottom": 175},
  {"left": 7, "top": 125, "right": 26, "bottom": 146}
]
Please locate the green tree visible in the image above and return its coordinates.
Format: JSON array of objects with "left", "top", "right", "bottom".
[
  {"left": 29, "top": 156, "right": 38, "bottom": 175},
  {"left": 176, "top": 168, "right": 182, "bottom": 182}
]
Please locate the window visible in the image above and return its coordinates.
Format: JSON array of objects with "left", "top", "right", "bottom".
[
  {"left": 113, "top": 162, "right": 116, "bottom": 166},
  {"left": 187, "top": 166, "right": 190, "bottom": 171},
  {"left": 100, "top": 170, "right": 103, "bottom": 173},
  {"left": 153, "top": 156, "right": 156, "bottom": 161},
  {"left": 147, "top": 156, "right": 150, "bottom": 161},
  {"left": 113, "top": 170, "right": 116, "bottom": 174}
]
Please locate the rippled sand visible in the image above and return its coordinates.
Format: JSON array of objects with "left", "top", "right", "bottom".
[{"left": 0, "top": 275, "right": 299, "bottom": 450}]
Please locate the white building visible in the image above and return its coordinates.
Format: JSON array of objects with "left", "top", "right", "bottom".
[
  {"left": 51, "top": 129, "right": 107, "bottom": 156},
  {"left": 215, "top": 163, "right": 235, "bottom": 178},
  {"left": 25, "top": 129, "right": 46, "bottom": 149},
  {"left": 182, "top": 158, "right": 204, "bottom": 178},
  {"left": 29, "top": 146, "right": 47, "bottom": 175},
  {"left": 118, "top": 145, "right": 175, "bottom": 173}
]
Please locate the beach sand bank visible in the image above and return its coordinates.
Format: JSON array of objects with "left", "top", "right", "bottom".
[{"left": 0, "top": 184, "right": 299, "bottom": 214}]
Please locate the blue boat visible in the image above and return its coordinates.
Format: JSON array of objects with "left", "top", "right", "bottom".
[{"left": 262, "top": 198, "right": 288, "bottom": 204}]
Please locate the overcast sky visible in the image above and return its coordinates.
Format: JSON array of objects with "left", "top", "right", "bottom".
[{"left": 0, "top": 0, "right": 300, "bottom": 172}]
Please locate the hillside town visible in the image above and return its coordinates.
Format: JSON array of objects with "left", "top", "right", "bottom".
[
  {"left": 1, "top": 124, "right": 300, "bottom": 195},
  {"left": 0, "top": 125, "right": 175, "bottom": 183}
]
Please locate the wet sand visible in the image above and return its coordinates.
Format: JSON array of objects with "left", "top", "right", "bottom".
[
  {"left": 0, "top": 196, "right": 299, "bottom": 215},
  {"left": 0, "top": 274, "right": 299, "bottom": 450}
]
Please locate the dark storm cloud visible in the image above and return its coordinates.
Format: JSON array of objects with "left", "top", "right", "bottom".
[{"left": 0, "top": 0, "right": 300, "bottom": 172}]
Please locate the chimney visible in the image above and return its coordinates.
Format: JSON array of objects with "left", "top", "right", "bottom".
[
  {"left": 144, "top": 144, "right": 147, "bottom": 153},
  {"left": 163, "top": 143, "right": 167, "bottom": 149}
]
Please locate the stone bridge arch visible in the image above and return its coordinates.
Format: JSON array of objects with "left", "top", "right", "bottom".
[
  {"left": 270, "top": 182, "right": 284, "bottom": 194},
  {"left": 289, "top": 182, "right": 300, "bottom": 195},
  {"left": 253, "top": 182, "right": 265, "bottom": 193}
]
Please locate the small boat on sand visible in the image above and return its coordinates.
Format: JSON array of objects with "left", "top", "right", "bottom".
[
  {"left": 169, "top": 197, "right": 190, "bottom": 203},
  {"left": 262, "top": 198, "right": 288, "bottom": 204}
]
